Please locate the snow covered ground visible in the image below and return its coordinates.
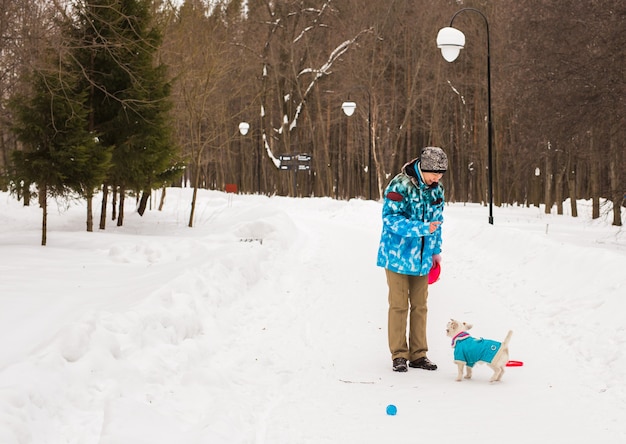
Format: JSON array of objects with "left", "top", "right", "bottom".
[{"left": 0, "top": 187, "right": 624, "bottom": 443}]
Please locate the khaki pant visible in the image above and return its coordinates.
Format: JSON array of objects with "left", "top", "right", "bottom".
[{"left": 385, "top": 269, "right": 429, "bottom": 362}]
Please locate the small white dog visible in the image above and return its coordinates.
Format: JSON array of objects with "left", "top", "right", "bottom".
[{"left": 446, "top": 319, "right": 513, "bottom": 382}]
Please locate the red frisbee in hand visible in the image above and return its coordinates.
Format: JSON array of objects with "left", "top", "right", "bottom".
[{"left": 428, "top": 262, "right": 441, "bottom": 284}]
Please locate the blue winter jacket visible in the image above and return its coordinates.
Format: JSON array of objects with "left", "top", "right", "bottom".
[{"left": 376, "top": 159, "right": 444, "bottom": 276}]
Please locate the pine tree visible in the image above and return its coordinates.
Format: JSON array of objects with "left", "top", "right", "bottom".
[
  {"left": 10, "top": 58, "right": 107, "bottom": 244},
  {"left": 72, "top": 0, "right": 181, "bottom": 227}
]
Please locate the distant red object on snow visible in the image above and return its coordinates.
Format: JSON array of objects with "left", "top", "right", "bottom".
[{"left": 428, "top": 262, "right": 441, "bottom": 284}]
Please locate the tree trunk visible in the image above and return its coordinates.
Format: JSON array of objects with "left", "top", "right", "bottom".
[
  {"left": 189, "top": 154, "right": 202, "bottom": 227},
  {"left": 567, "top": 153, "right": 578, "bottom": 217},
  {"left": 117, "top": 187, "right": 125, "bottom": 226},
  {"left": 544, "top": 143, "right": 553, "bottom": 214},
  {"left": 590, "top": 134, "right": 600, "bottom": 219},
  {"left": 189, "top": 184, "right": 198, "bottom": 228},
  {"left": 111, "top": 185, "right": 118, "bottom": 221},
  {"left": 86, "top": 193, "right": 94, "bottom": 232},
  {"left": 609, "top": 136, "right": 622, "bottom": 226},
  {"left": 39, "top": 184, "right": 47, "bottom": 246},
  {"left": 158, "top": 186, "right": 166, "bottom": 211},
  {"left": 99, "top": 183, "right": 108, "bottom": 230},
  {"left": 137, "top": 188, "right": 150, "bottom": 216},
  {"left": 23, "top": 186, "right": 31, "bottom": 206},
  {"left": 555, "top": 170, "right": 564, "bottom": 215}
]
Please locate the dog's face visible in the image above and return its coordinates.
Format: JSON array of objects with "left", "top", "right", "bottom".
[{"left": 446, "top": 319, "right": 473, "bottom": 338}]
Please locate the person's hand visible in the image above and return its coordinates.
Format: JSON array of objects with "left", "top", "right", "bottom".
[
  {"left": 432, "top": 254, "right": 442, "bottom": 265},
  {"left": 429, "top": 221, "right": 442, "bottom": 233}
]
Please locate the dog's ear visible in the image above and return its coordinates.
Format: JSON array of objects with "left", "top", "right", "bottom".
[{"left": 464, "top": 323, "right": 473, "bottom": 330}]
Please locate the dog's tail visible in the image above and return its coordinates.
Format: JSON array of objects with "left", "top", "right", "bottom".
[{"left": 501, "top": 330, "right": 513, "bottom": 349}]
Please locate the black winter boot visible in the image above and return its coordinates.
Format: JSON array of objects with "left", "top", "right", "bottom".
[
  {"left": 392, "top": 357, "right": 408, "bottom": 372},
  {"left": 409, "top": 356, "right": 437, "bottom": 370}
]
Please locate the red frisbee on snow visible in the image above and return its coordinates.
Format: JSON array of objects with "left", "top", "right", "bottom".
[
  {"left": 506, "top": 360, "right": 524, "bottom": 367},
  {"left": 428, "top": 262, "right": 441, "bottom": 284}
]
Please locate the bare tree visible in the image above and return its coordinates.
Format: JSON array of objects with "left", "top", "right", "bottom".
[
  {"left": 240, "top": 0, "right": 370, "bottom": 197},
  {"left": 161, "top": 0, "right": 241, "bottom": 226},
  {"left": 497, "top": 0, "right": 624, "bottom": 224}
]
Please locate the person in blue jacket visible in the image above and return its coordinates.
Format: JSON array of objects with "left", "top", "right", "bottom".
[{"left": 376, "top": 146, "right": 447, "bottom": 372}]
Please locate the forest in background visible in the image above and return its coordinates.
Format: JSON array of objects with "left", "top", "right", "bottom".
[{"left": 0, "top": 0, "right": 623, "bottom": 234}]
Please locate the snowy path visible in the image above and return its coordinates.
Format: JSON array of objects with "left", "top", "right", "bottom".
[
  {"left": 0, "top": 190, "right": 624, "bottom": 443},
  {"left": 242, "top": 199, "right": 624, "bottom": 443}
]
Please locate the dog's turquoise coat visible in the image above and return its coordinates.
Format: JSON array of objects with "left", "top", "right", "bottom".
[{"left": 451, "top": 331, "right": 502, "bottom": 367}]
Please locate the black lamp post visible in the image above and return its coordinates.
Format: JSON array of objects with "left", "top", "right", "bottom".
[
  {"left": 437, "top": 8, "right": 494, "bottom": 224},
  {"left": 342, "top": 89, "right": 373, "bottom": 200},
  {"left": 238, "top": 121, "right": 251, "bottom": 192}
]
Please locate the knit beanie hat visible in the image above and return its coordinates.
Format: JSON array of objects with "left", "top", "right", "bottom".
[{"left": 419, "top": 146, "right": 448, "bottom": 173}]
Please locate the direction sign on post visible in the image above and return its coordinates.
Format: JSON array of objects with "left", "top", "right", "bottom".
[
  {"left": 279, "top": 153, "right": 311, "bottom": 171},
  {"left": 279, "top": 154, "right": 295, "bottom": 170},
  {"left": 280, "top": 153, "right": 312, "bottom": 196},
  {"left": 297, "top": 154, "right": 311, "bottom": 170},
  {"left": 296, "top": 154, "right": 311, "bottom": 162}
]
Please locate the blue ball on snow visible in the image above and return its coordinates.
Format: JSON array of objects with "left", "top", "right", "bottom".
[{"left": 386, "top": 404, "right": 397, "bottom": 416}]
